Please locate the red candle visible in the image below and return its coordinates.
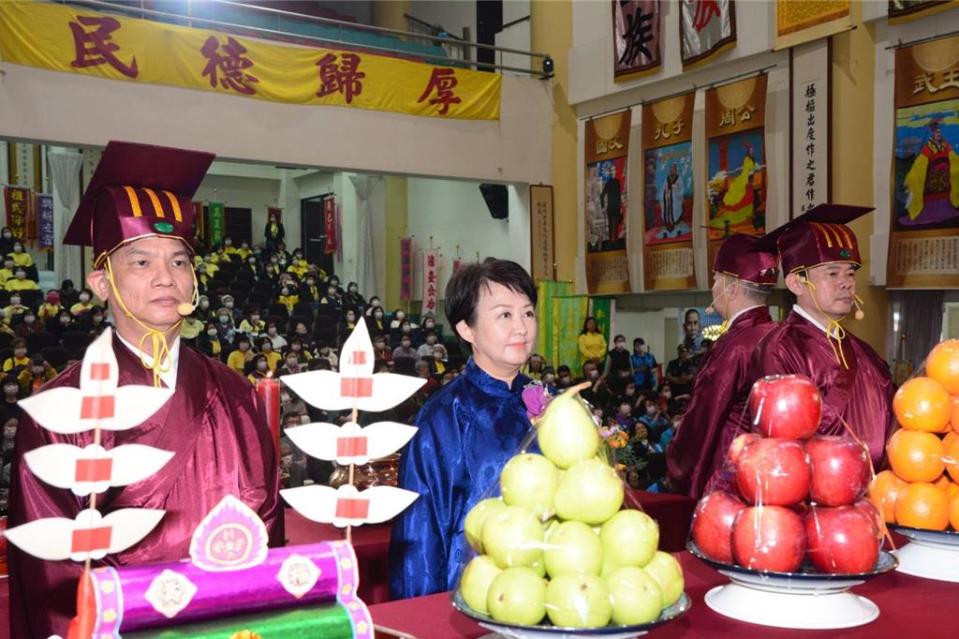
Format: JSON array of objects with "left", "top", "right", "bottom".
[{"left": 255, "top": 378, "right": 281, "bottom": 463}]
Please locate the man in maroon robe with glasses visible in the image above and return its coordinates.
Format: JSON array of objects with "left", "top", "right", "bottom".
[
  {"left": 747, "top": 204, "right": 896, "bottom": 466},
  {"left": 666, "top": 234, "right": 779, "bottom": 499},
  {"left": 7, "top": 141, "right": 282, "bottom": 638}
]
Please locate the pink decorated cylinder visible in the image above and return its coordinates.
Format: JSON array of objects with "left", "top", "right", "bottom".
[
  {"left": 85, "top": 541, "right": 361, "bottom": 633},
  {"left": 255, "top": 377, "right": 281, "bottom": 463}
]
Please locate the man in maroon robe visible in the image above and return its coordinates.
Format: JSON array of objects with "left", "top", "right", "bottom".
[
  {"left": 666, "top": 235, "right": 779, "bottom": 499},
  {"left": 7, "top": 142, "right": 282, "bottom": 638},
  {"left": 748, "top": 204, "right": 896, "bottom": 466}
]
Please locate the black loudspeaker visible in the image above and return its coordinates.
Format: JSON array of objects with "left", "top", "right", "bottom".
[{"left": 479, "top": 183, "right": 509, "bottom": 220}]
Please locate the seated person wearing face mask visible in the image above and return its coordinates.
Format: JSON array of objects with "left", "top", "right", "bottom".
[
  {"left": 248, "top": 353, "right": 271, "bottom": 383},
  {"left": 369, "top": 306, "right": 387, "bottom": 336},
  {"left": 17, "top": 355, "right": 56, "bottom": 395},
  {"left": 227, "top": 334, "right": 254, "bottom": 374},
  {"left": 238, "top": 308, "right": 266, "bottom": 336},
  {"left": 4, "top": 268, "right": 38, "bottom": 292},
  {"left": 3, "top": 295, "right": 28, "bottom": 326},
  {"left": 1, "top": 375, "right": 22, "bottom": 417},
  {"left": 287, "top": 252, "right": 309, "bottom": 279},
  {"left": 8, "top": 242, "right": 33, "bottom": 268},
  {"left": 315, "top": 342, "right": 338, "bottom": 371},
  {"left": 259, "top": 337, "right": 282, "bottom": 372},
  {"left": 277, "top": 285, "right": 299, "bottom": 314},
  {"left": 266, "top": 322, "right": 288, "bottom": 352},
  {"left": 37, "top": 291, "right": 61, "bottom": 323},
  {"left": 0, "top": 257, "right": 16, "bottom": 285},
  {"left": 13, "top": 310, "right": 44, "bottom": 339},
  {"left": 300, "top": 276, "right": 321, "bottom": 304},
  {"left": 70, "top": 289, "right": 95, "bottom": 316},
  {"left": 343, "top": 282, "right": 365, "bottom": 311},
  {"left": 3, "top": 339, "right": 30, "bottom": 372}
]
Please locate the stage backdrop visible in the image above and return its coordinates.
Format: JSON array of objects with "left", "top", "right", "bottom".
[
  {"left": 889, "top": 34, "right": 959, "bottom": 288},
  {"left": 0, "top": 1, "right": 500, "bottom": 120},
  {"left": 641, "top": 92, "right": 697, "bottom": 291},
  {"left": 585, "top": 112, "right": 632, "bottom": 294},
  {"left": 775, "top": 0, "right": 850, "bottom": 51},
  {"left": 613, "top": 0, "right": 662, "bottom": 82},
  {"left": 705, "top": 74, "right": 768, "bottom": 281},
  {"left": 680, "top": 0, "right": 737, "bottom": 69}
]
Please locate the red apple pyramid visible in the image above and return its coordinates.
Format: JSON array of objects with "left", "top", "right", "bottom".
[{"left": 691, "top": 374, "right": 881, "bottom": 575}]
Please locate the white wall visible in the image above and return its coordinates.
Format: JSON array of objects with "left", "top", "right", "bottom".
[
  {"left": 0, "top": 63, "right": 552, "bottom": 185},
  {"left": 406, "top": 176, "right": 518, "bottom": 301}
]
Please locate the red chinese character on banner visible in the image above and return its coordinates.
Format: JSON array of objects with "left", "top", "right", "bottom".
[
  {"left": 69, "top": 16, "right": 138, "bottom": 78},
  {"left": 316, "top": 52, "right": 365, "bottom": 103},
  {"left": 417, "top": 68, "right": 462, "bottom": 115},
  {"left": 691, "top": 0, "right": 721, "bottom": 31},
  {"left": 201, "top": 36, "right": 259, "bottom": 95}
]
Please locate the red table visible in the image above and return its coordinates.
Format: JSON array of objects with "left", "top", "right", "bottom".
[{"left": 370, "top": 550, "right": 959, "bottom": 638}]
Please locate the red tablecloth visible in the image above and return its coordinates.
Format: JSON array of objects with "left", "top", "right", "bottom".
[{"left": 370, "top": 550, "right": 959, "bottom": 639}]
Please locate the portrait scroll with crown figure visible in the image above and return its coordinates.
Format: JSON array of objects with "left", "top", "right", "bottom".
[{"left": 889, "top": 33, "right": 959, "bottom": 289}]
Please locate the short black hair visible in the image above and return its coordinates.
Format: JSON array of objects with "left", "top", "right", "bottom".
[
  {"left": 684, "top": 308, "right": 700, "bottom": 322},
  {"left": 445, "top": 258, "right": 536, "bottom": 330}
]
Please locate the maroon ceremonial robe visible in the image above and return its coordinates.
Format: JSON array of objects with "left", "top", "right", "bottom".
[
  {"left": 7, "top": 335, "right": 283, "bottom": 638},
  {"left": 666, "top": 306, "right": 776, "bottom": 500},
  {"left": 748, "top": 311, "right": 896, "bottom": 465}
]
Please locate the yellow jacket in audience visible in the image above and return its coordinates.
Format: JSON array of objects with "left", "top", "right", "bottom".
[
  {"left": 38, "top": 302, "right": 61, "bottom": 322},
  {"left": 10, "top": 251, "right": 33, "bottom": 268},
  {"left": 277, "top": 293, "right": 299, "bottom": 313},
  {"left": 5, "top": 278, "right": 38, "bottom": 292}
]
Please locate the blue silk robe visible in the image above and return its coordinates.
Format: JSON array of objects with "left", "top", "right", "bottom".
[
  {"left": 7, "top": 335, "right": 283, "bottom": 638},
  {"left": 747, "top": 311, "right": 896, "bottom": 465},
  {"left": 389, "top": 359, "right": 532, "bottom": 600},
  {"left": 667, "top": 306, "right": 776, "bottom": 500}
]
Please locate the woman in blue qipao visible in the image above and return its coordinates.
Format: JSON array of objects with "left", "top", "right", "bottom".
[{"left": 388, "top": 258, "right": 538, "bottom": 599}]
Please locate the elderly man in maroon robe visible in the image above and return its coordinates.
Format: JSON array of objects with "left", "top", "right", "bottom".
[
  {"left": 666, "top": 235, "right": 779, "bottom": 499},
  {"left": 7, "top": 141, "right": 282, "bottom": 638},
  {"left": 748, "top": 204, "right": 896, "bottom": 466}
]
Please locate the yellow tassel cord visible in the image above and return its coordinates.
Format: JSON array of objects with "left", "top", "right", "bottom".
[
  {"left": 103, "top": 256, "right": 196, "bottom": 387},
  {"left": 801, "top": 274, "right": 850, "bottom": 370}
]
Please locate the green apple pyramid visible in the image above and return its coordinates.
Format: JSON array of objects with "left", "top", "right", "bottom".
[{"left": 457, "top": 383, "right": 685, "bottom": 629}]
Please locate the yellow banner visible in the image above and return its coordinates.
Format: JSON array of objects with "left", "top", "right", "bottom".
[
  {"left": 0, "top": 1, "right": 501, "bottom": 120},
  {"left": 775, "top": 1, "right": 850, "bottom": 50}
]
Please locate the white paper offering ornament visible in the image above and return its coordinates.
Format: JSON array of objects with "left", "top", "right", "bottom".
[
  {"left": 5, "top": 328, "right": 172, "bottom": 567},
  {"left": 279, "top": 318, "right": 423, "bottom": 530},
  {"left": 4, "top": 507, "right": 165, "bottom": 562},
  {"left": 18, "top": 328, "right": 174, "bottom": 434},
  {"left": 282, "top": 483, "right": 420, "bottom": 528},
  {"left": 281, "top": 318, "right": 425, "bottom": 412},
  {"left": 285, "top": 420, "right": 418, "bottom": 466}
]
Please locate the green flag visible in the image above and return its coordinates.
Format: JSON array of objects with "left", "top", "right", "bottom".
[
  {"left": 535, "top": 280, "right": 573, "bottom": 363},
  {"left": 552, "top": 295, "right": 589, "bottom": 373},
  {"left": 591, "top": 297, "right": 613, "bottom": 345},
  {"left": 209, "top": 201, "right": 225, "bottom": 247}
]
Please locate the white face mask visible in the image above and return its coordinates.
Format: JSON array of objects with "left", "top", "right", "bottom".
[
  {"left": 257, "top": 361, "right": 268, "bottom": 371},
  {"left": 79, "top": 294, "right": 90, "bottom": 302}
]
